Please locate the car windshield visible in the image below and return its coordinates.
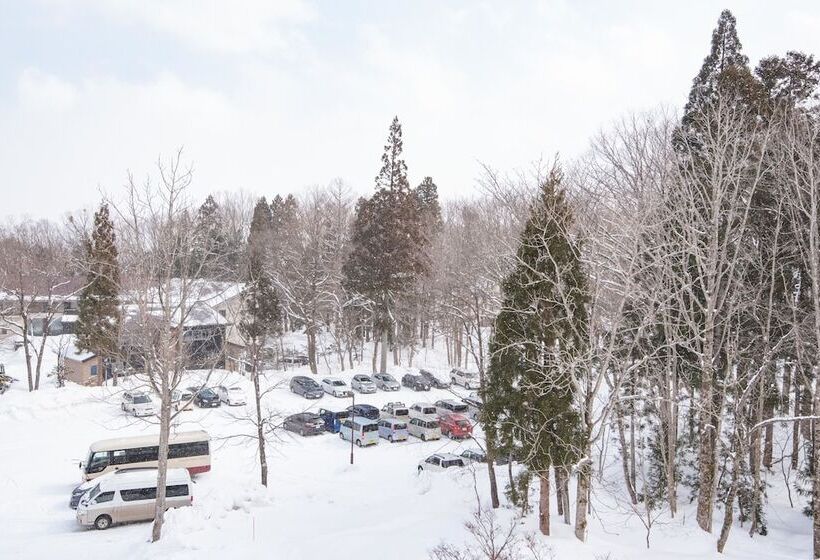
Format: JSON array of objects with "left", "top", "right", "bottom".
[
  {"left": 133, "top": 395, "right": 150, "bottom": 404},
  {"left": 394, "top": 409, "right": 408, "bottom": 416},
  {"left": 331, "top": 380, "right": 345, "bottom": 386},
  {"left": 453, "top": 404, "right": 468, "bottom": 412},
  {"left": 464, "top": 372, "right": 477, "bottom": 378},
  {"left": 229, "top": 387, "right": 242, "bottom": 393},
  {"left": 382, "top": 375, "right": 396, "bottom": 382},
  {"left": 201, "top": 389, "right": 216, "bottom": 397},
  {"left": 87, "top": 483, "right": 101, "bottom": 501},
  {"left": 422, "top": 407, "right": 436, "bottom": 414},
  {"left": 457, "top": 420, "right": 471, "bottom": 427},
  {"left": 393, "top": 423, "right": 407, "bottom": 430}
]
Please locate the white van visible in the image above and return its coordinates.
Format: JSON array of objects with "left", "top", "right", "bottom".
[{"left": 75, "top": 468, "right": 192, "bottom": 530}]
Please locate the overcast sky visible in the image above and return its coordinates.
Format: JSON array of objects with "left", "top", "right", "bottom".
[{"left": 1, "top": 0, "right": 818, "bottom": 219}]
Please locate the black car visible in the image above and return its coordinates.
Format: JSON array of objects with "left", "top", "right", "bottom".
[
  {"left": 346, "top": 404, "right": 380, "bottom": 421},
  {"left": 284, "top": 412, "right": 325, "bottom": 436},
  {"left": 419, "top": 369, "right": 451, "bottom": 389},
  {"left": 401, "top": 373, "right": 431, "bottom": 391},
  {"left": 187, "top": 386, "right": 221, "bottom": 408},
  {"left": 290, "top": 376, "right": 324, "bottom": 399}
]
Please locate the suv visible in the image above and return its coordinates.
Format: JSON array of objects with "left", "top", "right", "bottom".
[
  {"left": 409, "top": 402, "right": 438, "bottom": 421},
  {"left": 284, "top": 412, "right": 325, "bottom": 436},
  {"left": 419, "top": 369, "right": 450, "bottom": 389},
  {"left": 381, "top": 402, "right": 409, "bottom": 419},
  {"left": 121, "top": 392, "right": 157, "bottom": 417},
  {"left": 435, "top": 399, "right": 469, "bottom": 417},
  {"left": 217, "top": 385, "right": 246, "bottom": 406},
  {"left": 317, "top": 408, "right": 350, "bottom": 433},
  {"left": 418, "top": 453, "right": 465, "bottom": 473},
  {"left": 351, "top": 374, "right": 377, "bottom": 394},
  {"left": 373, "top": 372, "right": 400, "bottom": 391},
  {"left": 321, "top": 377, "right": 352, "bottom": 398},
  {"left": 187, "top": 386, "right": 221, "bottom": 408},
  {"left": 439, "top": 413, "right": 473, "bottom": 439},
  {"left": 290, "top": 376, "right": 324, "bottom": 399},
  {"left": 401, "top": 373, "right": 430, "bottom": 391},
  {"left": 450, "top": 368, "right": 480, "bottom": 390},
  {"left": 346, "top": 404, "right": 380, "bottom": 421}
]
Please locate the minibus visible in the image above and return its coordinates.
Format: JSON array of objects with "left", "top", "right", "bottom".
[{"left": 339, "top": 416, "right": 379, "bottom": 447}]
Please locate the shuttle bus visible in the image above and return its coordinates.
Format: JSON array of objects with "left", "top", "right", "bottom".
[{"left": 80, "top": 430, "right": 211, "bottom": 481}]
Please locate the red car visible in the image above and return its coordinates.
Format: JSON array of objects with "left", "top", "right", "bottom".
[{"left": 439, "top": 413, "right": 473, "bottom": 439}]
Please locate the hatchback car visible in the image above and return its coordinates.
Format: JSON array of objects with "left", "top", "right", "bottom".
[
  {"left": 217, "top": 385, "right": 246, "bottom": 406},
  {"left": 419, "top": 369, "right": 451, "bottom": 389},
  {"left": 402, "top": 373, "right": 430, "bottom": 391},
  {"left": 322, "top": 377, "right": 353, "bottom": 398},
  {"left": 377, "top": 418, "right": 409, "bottom": 442},
  {"left": 409, "top": 402, "right": 438, "bottom": 421},
  {"left": 418, "top": 453, "right": 466, "bottom": 473},
  {"left": 317, "top": 408, "right": 350, "bottom": 433},
  {"left": 381, "top": 401, "right": 409, "bottom": 419},
  {"left": 435, "top": 399, "right": 469, "bottom": 417},
  {"left": 346, "top": 403, "right": 380, "bottom": 420},
  {"left": 373, "top": 372, "right": 400, "bottom": 391},
  {"left": 351, "top": 374, "right": 377, "bottom": 394},
  {"left": 284, "top": 412, "right": 326, "bottom": 436},
  {"left": 121, "top": 392, "right": 157, "bottom": 417},
  {"left": 439, "top": 413, "right": 473, "bottom": 439},
  {"left": 290, "top": 376, "right": 324, "bottom": 399},
  {"left": 407, "top": 417, "right": 441, "bottom": 441},
  {"left": 450, "top": 368, "right": 480, "bottom": 390},
  {"left": 187, "top": 386, "right": 221, "bottom": 408}
]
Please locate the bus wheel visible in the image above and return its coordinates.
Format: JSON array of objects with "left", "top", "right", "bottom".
[{"left": 94, "top": 515, "right": 112, "bottom": 530}]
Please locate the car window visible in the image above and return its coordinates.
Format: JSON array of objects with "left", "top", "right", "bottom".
[
  {"left": 133, "top": 395, "right": 150, "bottom": 404},
  {"left": 95, "top": 491, "right": 115, "bottom": 503},
  {"left": 332, "top": 380, "right": 345, "bottom": 386}
]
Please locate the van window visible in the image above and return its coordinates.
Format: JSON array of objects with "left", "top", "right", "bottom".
[
  {"left": 121, "top": 487, "right": 157, "bottom": 502},
  {"left": 167, "top": 484, "right": 189, "bottom": 497},
  {"left": 95, "top": 491, "right": 115, "bottom": 503},
  {"left": 362, "top": 423, "right": 377, "bottom": 433}
]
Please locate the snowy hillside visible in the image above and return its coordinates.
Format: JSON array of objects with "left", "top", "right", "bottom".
[{"left": 0, "top": 335, "right": 810, "bottom": 560}]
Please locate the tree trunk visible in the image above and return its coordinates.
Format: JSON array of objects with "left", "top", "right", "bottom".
[
  {"left": 307, "top": 328, "right": 318, "bottom": 375},
  {"left": 574, "top": 459, "right": 591, "bottom": 541},
  {"left": 813, "top": 374, "right": 820, "bottom": 559},
  {"left": 379, "top": 328, "right": 388, "bottom": 374},
  {"left": 371, "top": 335, "right": 378, "bottom": 374},
  {"left": 561, "top": 467, "right": 571, "bottom": 525},
  {"left": 151, "top": 382, "right": 171, "bottom": 542},
  {"left": 252, "top": 358, "right": 268, "bottom": 486},
  {"left": 615, "top": 401, "right": 638, "bottom": 505},
  {"left": 485, "top": 428, "right": 500, "bottom": 509},
  {"left": 717, "top": 452, "right": 738, "bottom": 553},
  {"left": 696, "top": 354, "right": 716, "bottom": 533},
  {"left": 539, "top": 471, "right": 550, "bottom": 536},
  {"left": 794, "top": 384, "right": 802, "bottom": 470},
  {"left": 555, "top": 466, "right": 564, "bottom": 517}
]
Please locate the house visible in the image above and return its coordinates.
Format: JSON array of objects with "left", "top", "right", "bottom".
[
  {"left": 63, "top": 342, "right": 108, "bottom": 387},
  {"left": 0, "top": 275, "right": 84, "bottom": 339}
]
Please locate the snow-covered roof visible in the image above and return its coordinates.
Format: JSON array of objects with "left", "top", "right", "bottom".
[{"left": 64, "top": 340, "right": 96, "bottom": 362}]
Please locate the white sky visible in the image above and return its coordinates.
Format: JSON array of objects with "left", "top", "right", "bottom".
[{"left": 0, "top": 0, "right": 818, "bottom": 219}]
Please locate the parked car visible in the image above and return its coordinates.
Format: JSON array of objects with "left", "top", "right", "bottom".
[
  {"left": 281, "top": 354, "right": 310, "bottom": 366},
  {"left": 377, "top": 418, "right": 409, "bottom": 442},
  {"left": 418, "top": 453, "right": 465, "bottom": 473},
  {"left": 121, "top": 392, "right": 157, "bottom": 417},
  {"left": 217, "top": 385, "right": 246, "bottom": 406},
  {"left": 459, "top": 449, "right": 486, "bottom": 464},
  {"left": 70, "top": 467, "right": 157, "bottom": 509},
  {"left": 381, "top": 401, "right": 409, "bottom": 419},
  {"left": 401, "top": 373, "right": 430, "bottom": 391},
  {"left": 351, "top": 374, "right": 377, "bottom": 394},
  {"left": 346, "top": 403, "right": 380, "bottom": 420},
  {"left": 75, "top": 468, "right": 192, "bottom": 530},
  {"left": 409, "top": 402, "right": 438, "bottom": 421},
  {"left": 419, "top": 369, "right": 450, "bottom": 389},
  {"left": 171, "top": 389, "right": 194, "bottom": 412},
  {"left": 407, "top": 417, "right": 441, "bottom": 441},
  {"left": 290, "top": 376, "right": 324, "bottom": 399},
  {"left": 462, "top": 394, "right": 482, "bottom": 420},
  {"left": 435, "top": 399, "right": 469, "bottom": 417},
  {"left": 339, "top": 416, "right": 379, "bottom": 447},
  {"left": 284, "top": 412, "right": 326, "bottom": 436},
  {"left": 373, "top": 372, "right": 400, "bottom": 391},
  {"left": 439, "top": 413, "right": 473, "bottom": 439},
  {"left": 317, "top": 408, "right": 350, "bottom": 433},
  {"left": 450, "top": 368, "right": 481, "bottom": 390},
  {"left": 187, "top": 386, "right": 221, "bottom": 408},
  {"left": 321, "top": 377, "right": 352, "bottom": 398}
]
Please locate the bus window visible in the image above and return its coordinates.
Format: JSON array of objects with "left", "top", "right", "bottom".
[{"left": 86, "top": 452, "right": 110, "bottom": 474}]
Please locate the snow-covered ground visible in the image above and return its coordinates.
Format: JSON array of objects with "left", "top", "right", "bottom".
[{"left": 0, "top": 335, "right": 811, "bottom": 559}]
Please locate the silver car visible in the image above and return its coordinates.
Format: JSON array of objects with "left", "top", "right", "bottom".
[
  {"left": 351, "top": 374, "right": 377, "bottom": 394},
  {"left": 373, "top": 373, "right": 400, "bottom": 391}
]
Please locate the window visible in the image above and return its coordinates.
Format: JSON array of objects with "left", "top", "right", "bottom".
[
  {"left": 121, "top": 487, "right": 156, "bottom": 502},
  {"left": 169, "top": 441, "right": 209, "bottom": 459},
  {"left": 166, "top": 484, "right": 189, "bottom": 497},
  {"left": 86, "top": 451, "right": 110, "bottom": 474},
  {"left": 110, "top": 450, "right": 128, "bottom": 465},
  {"left": 95, "top": 491, "right": 115, "bottom": 503},
  {"left": 90, "top": 365, "right": 98, "bottom": 377},
  {"left": 125, "top": 446, "right": 159, "bottom": 464}
]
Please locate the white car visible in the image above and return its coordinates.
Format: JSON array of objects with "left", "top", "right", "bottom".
[
  {"left": 351, "top": 374, "right": 377, "bottom": 394},
  {"left": 218, "top": 385, "right": 246, "bottom": 406},
  {"left": 121, "top": 392, "right": 157, "bottom": 417},
  {"left": 171, "top": 389, "right": 195, "bottom": 411},
  {"left": 418, "top": 453, "right": 465, "bottom": 473},
  {"left": 322, "top": 377, "right": 352, "bottom": 398},
  {"left": 450, "top": 368, "right": 481, "bottom": 390},
  {"left": 409, "top": 402, "right": 438, "bottom": 422}
]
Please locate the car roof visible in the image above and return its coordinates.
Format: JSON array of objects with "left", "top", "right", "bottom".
[
  {"left": 412, "top": 402, "right": 434, "bottom": 408},
  {"left": 437, "top": 399, "right": 458, "bottom": 404},
  {"left": 97, "top": 468, "right": 190, "bottom": 490},
  {"left": 443, "top": 413, "right": 469, "bottom": 421},
  {"left": 438, "top": 453, "right": 463, "bottom": 460},
  {"left": 348, "top": 416, "right": 377, "bottom": 425}
]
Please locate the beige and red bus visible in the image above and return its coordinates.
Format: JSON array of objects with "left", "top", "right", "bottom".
[{"left": 80, "top": 430, "right": 211, "bottom": 481}]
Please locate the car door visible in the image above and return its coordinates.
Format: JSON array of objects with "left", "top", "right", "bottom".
[{"left": 426, "top": 456, "right": 442, "bottom": 472}]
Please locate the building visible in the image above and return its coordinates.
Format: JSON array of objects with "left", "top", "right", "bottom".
[
  {"left": 63, "top": 342, "right": 108, "bottom": 386},
  {"left": 0, "top": 276, "right": 85, "bottom": 340}
]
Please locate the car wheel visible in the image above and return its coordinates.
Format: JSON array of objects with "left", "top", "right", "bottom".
[
  {"left": 421, "top": 434, "right": 426, "bottom": 441},
  {"left": 388, "top": 435, "right": 394, "bottom": 443},
  {"left": 356, "top": 439, "right": 362, "bottom": 447},
  {"left": 300, "top": 429, "right": 305, "bottom": 436},
  {"left": 94, "top": 515, "right": 112, "bottom": 530},
  {"left": 121, "top": 403, "right": 125, "bottom": 411},
  {"left": 417, "top": 466, "right": 423, "bottom": 474},
  {"left": 339, "top": 432, "right": 344, "bottom": 439}
]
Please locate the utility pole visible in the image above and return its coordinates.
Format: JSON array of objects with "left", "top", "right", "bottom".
[{"left": 350, "top": 391, "right": 355, "bottom": 465}]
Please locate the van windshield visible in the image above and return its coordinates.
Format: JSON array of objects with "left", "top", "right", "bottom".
[
  {"left": 133, "top": 395, "right": 151, "bottom": 404},
  {"left": 88, "top": 483, "right": 101, "bottom": 501}
]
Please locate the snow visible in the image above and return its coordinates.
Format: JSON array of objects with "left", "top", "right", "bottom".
[{"left": 0, "top": 335, "right": 812, "bottom": 559}]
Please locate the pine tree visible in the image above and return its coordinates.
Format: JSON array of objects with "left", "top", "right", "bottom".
[
  {"left": 75, "top": 203, "right": 120, "bottom": 383},
  {"left": 483, "top": 166, "right": 587, "bottom": 536},
  {"left": 240, "top": 197, "right": 281, "bottom": 487},
  {"left": 343, "top": 117, "right": 428, "bottom": 373}
]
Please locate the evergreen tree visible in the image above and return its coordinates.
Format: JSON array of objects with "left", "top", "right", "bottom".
[
  {"left": 483, "top": 166, "right": 587, "bottom": 535},
  {"left": 75, "top": 203, "right": 121, "bottom": 383},
  {"left": 375, "top": 116, "right": 410, "bottom": 193},
  {"left": 191, "top": 195, "right": 235, "bottom": 278}
]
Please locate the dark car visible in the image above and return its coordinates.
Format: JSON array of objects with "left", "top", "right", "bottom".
[
  {"left": 281, "top": 354, "right": 310, "bottom": 366},
  {"left": 401, "top": 373, "right": 431, "bottom": 391},
  {"left": 284, "top": 412, "right": 326, "bottom": 436},
  {"left": 419, "top": 369, "right": 450, "bottom": 389},
  {"left": 318, "top": 408, "right": 351, "bottom": 433},
  {"left": 290, "top": 375, "right": 324, "bottom": 399},
  {"left": 346, "top": 404, "right": 380, "bottom": 421},
  {"left": 187, "top": 386, "right": 221, "bottom": 408}
]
